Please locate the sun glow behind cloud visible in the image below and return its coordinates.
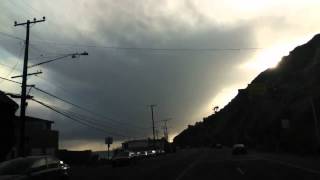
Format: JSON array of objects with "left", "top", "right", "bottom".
[
  {"left": 1, "top": 0, "right": 320, "bottom": 150},
  {"left": 203, "top": 36, "right": 318, "bottom": 119}
]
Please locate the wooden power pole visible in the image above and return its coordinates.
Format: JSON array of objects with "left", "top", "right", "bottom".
[{"left": 14, "top": 17, "right": 46, "bottom": 156}]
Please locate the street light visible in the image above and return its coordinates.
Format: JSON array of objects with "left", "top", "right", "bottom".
[{"left": 28, "top": 51, "right": 89, "bottom": 68}]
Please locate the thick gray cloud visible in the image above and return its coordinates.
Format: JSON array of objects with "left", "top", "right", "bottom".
[
  {"left": 2, "top": 0, "right": 318, "bottom": 150},
  {"left": 0, "top": 1, "right": 258, "bottom": 149},
  {"left": 32, "top": 12, "right": 254, "bottom": 146}
]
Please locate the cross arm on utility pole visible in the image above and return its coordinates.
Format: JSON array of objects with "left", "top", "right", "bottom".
[
  {"left": 14, "top": 17, "right": 46, "bottom": 26},
  {"left": 11, "top": 70, "right": 42, "bottom": 79}
]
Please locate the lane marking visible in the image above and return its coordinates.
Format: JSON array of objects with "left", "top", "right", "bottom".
[
  {"left": 175, "top": 158, "right": 200, "bottom": 180},
  {"left": 236, "top": 155, "right": 320, "bottom": 175},
  {"left": 260, "top": 157, "right": 320, "bottom": 175},
  {"left": 175, "top": 150, "right": 210, "bottom": 180},
  {"left": 236, "top": 167, "right": 245, "bottom": 175}
]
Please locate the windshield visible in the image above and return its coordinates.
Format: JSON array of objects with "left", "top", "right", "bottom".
[{"left": 1, "top": 1, "right": 320, "bottom": 180}]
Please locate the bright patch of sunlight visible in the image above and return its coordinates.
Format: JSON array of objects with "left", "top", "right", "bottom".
[
  {"left": 169, "top": 132, "right": 178, "bottom": 142},
  {"left": 59, "top": 139, "right": 122, "bottom": 151},
  {"left": 239, "top": 38, "right": 310, "bottom": 72},
  {"left": 210, "top": 85, "right": 242, "bottom": 110},
  {"left": 240, "top": 47, "right": 286, "bottom": 72}
]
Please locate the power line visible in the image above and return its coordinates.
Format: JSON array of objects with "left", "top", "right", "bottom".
[
  {"left": 51, "top": 106, "right": 131, "bottom": 137},
  {"left": 0, "top": 44, "right": 24, "bottom": 84},
  {"left": 30, "top": 39, "right": 262, "bottom": 52},
  {"left": 0, "top": 74, "right": 147, "bottom": 131},
  {"left": 0, "top": 31, "right": 24, "bottom": 41},
  {"left": 0, "top": 61, "right": 20, "bottom": 84},
  {"left": 0, "top": 76, "right": 21, "bottom": 84},
  {"left": 32, "top": 98, "right": 129, "bottom": 138},
  {"left": 0, "top": 30, "right": 263, "bottom": 55},
  {"left": 0, "top": 32, "right": 262, "bottom": 52},
  {"left": 32, "top": 86, "right": 150, "bottom": 131},
  {"left": 0, "top": 74, "right": 150, "bottom": 132},
  {"left": 0, "top": 75, "right": 141, "bottom": 138},
  {"left": 49, "top": 105, "right": 144, "bottom": 138}
]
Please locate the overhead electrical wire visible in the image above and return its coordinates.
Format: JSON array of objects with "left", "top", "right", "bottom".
[
  {"left": 49, "top": 105, "right": 145, "bottom": 138},
  {"left": 32, "top": 86, "right": 151, "bottom": 131},
  {"left": 0, "top": 31, "right": 262, "bottom": 53},
  {"left": 0, "top": 44, "right": 24, "bottom": 80},
  {"left": 0, "top": 76, "right": 150, "bottom": 132},
  {"left": 32, "top": 98, "right": 129, "bottom": 138},
  {"left": 0, "top": 76, "right": 135, "bottom": 138},
  {"left": 0, "top": 76, "right": 21, "bottom": 84},
  {"left": 30, "top": 39, "right": 262, "bottom": 52},
  {"left": 0, "top": 31, "right": 24, "bottom": 41},
  {"left": 1, "top": 87, "right": 135, "bottom": 139}
]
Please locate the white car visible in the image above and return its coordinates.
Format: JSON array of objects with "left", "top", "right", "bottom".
[{"left": 0, "top": 156, "right": 70, "bottom": 180}]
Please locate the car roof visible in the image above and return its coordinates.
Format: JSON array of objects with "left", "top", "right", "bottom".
[{"left": 233, "top": 144, "right": 245, "bottom": 148}]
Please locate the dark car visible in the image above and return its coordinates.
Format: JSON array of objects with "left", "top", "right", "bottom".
[
  {"left": 215, "top": 144, "right": 223, "bottom": 149},
  {"left": 0, "top": 156, "right": 70, "bottom": 180},
  {"left": 232, "top": 144, "right": 247, "bottom": 155},
  {"left": 112, "top": 151, "right": 136, "bottom": 167}
]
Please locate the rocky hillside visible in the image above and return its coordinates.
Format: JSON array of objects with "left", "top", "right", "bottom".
[{"left": 174, "top": 34, "right": 320, "bottom": 154}]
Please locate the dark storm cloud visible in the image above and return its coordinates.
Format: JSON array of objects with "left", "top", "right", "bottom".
[
  {"left": 1, "top": 1, "right": 259, "bottom": 148},
  {"left": 39, "top": 23, "right": 255, "bottom": 141}
]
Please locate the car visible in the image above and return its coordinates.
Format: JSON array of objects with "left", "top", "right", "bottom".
[
  {"left": 232, "top": 144, "right": 247, "bottom": 155},
  {"left": 155, "top": 149, "right": 165, "bottom": 155},
  {"left": 215, "top": 144, "right": 223, "bottom": 149},
  {"left": 112, "top": 151, "right": 136, "bottom": 167},
  {"left": 146, "top": 150, "right": 157, "bottom": 157},
  {"left": 141, "top": 151, "right": 148, "bottom": 158},
  {"left": 0, "top": 155, "right": 70, "bottom": 180}
]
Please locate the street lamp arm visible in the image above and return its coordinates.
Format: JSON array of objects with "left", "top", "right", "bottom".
[{"left": 28, "top": 52, "right": 88, "bottom": 68}]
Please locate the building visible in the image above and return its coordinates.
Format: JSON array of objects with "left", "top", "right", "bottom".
[
  {"left": 122, "top": 138, "right": 167, "bottom": 152},
  {"left": 10, "top": 116, "right": 59, "bottom": 158},
  {"left": 0, "top": 91, "right": 19, "bottom": 161},
  {"left": 0, "top": 91, "right": 59, "bottom": 160}
]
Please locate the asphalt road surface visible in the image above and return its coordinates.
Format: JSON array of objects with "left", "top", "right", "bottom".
[{"left": 70, "top": 148, "right": 320, "bottom": 180}]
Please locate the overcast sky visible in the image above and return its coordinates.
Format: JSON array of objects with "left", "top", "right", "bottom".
[{"left": 0, "top": 0, "right": 319, "bottom": 150}]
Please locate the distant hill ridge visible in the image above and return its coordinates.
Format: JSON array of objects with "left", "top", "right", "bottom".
[{"left": 174, "top": 34, "right": 320, "bottom": 154}]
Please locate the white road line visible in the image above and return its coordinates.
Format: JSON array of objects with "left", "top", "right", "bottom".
[
  {"left": 260, "top": 157, "right": 320, "bottom": 175},
  {"left": 236, "top": 167, "right": 245, "bottom": 175},
  {"left": 175, "top": 159, "right": 199, "bottom": 180}
]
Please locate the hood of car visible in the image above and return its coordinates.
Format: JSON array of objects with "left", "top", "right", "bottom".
[{"left": 0, "top": 175, "right": 26, "bottom": 180}]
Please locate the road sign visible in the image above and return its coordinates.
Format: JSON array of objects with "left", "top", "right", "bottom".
[
  {"left": 105, "top": 137, "right": 113, "bottom": 145},
  {"left": 105, "top": 137, "right": 113, "bottom": 160}
]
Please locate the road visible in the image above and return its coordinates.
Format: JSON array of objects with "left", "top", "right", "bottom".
[{"left": 70, "top": 148, "right": 320, "bottom": 180}]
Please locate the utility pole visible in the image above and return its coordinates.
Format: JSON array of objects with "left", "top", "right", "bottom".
[
  {"left": 14, "top": 17, "right": 46, "bottom": 156},
  {"left": 148, "top": 104, "right": 157, "bottom": 144},
  {"left": 161, "top": 118, "right": 171, "bottom": 141},
  {"left": 155, "top": 129, "right": 159, "bottom": 140}
]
